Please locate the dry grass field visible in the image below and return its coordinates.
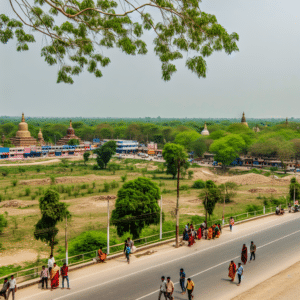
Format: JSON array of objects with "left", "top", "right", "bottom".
[{"left": 0, "top": 157, "right": 294, "bottom": 271}]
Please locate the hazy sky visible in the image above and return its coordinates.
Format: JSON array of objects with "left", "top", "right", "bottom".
[{"left": 1, "top": 0, "right": 300, "bottom": 118}]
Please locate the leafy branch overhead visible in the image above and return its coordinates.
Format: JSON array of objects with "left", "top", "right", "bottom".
[{"left": 1, "top": 0, "right": 239, "bottom": 84}]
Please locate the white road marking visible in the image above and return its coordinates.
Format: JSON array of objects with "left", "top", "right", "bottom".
[
  {"left": 135, "top": 228, "right": 300, "bottom": 300},
  {"left": 19, "top": 214, "right": 300, "bottom": 300}
]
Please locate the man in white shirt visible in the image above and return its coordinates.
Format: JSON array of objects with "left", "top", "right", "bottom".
[
  {"left": 7, "top": 275, "right": 16, "bottom": 300},
  {"left": 47, "top": 255, "right": 55, "bottom": 277},
  {"left": 158, "top": 276, "right": 167, "bottom": 300}
]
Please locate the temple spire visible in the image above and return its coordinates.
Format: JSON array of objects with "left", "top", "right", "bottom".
[
  {"left": 21, "top": 113, "right": 25, "bottom": 122},
  {"left": 69, "top": 119, "right": 72, "bottom": 128}
]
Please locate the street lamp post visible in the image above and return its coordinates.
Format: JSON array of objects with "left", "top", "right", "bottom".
[{"left": 175, "top": 158, "right": 181, "bottom": 248}]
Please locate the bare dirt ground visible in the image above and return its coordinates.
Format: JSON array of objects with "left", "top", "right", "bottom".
[
  {"left": 232, "top": 260, "right": 300, "bottom": 300},
  {"left": 0, "top": 249, "right": 48, "bottom": 266}
]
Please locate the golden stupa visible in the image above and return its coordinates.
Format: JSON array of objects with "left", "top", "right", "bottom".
[
  {"left": 241, "top": 112, "right": 249, "bottom": 127},
  {"left": 37, "top": 128, "right": 45, "bottom": 146},
  {"left": 11, "top": 113, "right": 37, "bottom": 147},
  {"left": 57, "top": 120, "right": 82, "bottom": 145}
]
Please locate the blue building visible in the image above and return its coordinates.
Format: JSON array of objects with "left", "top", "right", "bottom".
[{"left": 102, "top": 139, "right": 138, "bottom": 154}]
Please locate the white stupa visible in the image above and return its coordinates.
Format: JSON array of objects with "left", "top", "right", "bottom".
[{"left": 201, "top": 122, "right": 210, "bottom": 136}]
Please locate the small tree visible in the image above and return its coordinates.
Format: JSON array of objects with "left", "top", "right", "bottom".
[
  {"left": 68, "top": 139, "right": 80, "bottom": 145},
  {"left": 111, "top": 177, "right": 161, "bottom": 239},
  {"left": 94, "top": 141, "right": 117, "bottom": 169},
  {"left": 219, "top": 182, "right": 238, "bottom": 222},
  {"left": 83, "top": 152, "right": 91, "bottom": 165},
  {"left": 0, "top": 214, "right": 8, "bottom": 234},
  {"left": 289, "top": 177, "right": 300, "bottom": 202},
  {"left": 34, "top": 189, "right": 70, "bottom": 255}
]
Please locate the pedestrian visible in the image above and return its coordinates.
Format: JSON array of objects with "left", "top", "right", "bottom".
[
  {"left": 40, "top": 265, "right": 49, "bottom": 289},
  {"left": 125, "top": 244, "right": 131, "bottom": 264},
  {"left": 50, "top": 263, "right": 60, "bottom": 290},
  {"left": 241, "top": 244, "right": 248, "bottom": 265},
  {"left": 237, "top": 263, "right": 244, "bottom": 286},
  {"left": 124, "top": 239, "right": 128, "bottom": 258},
  {"left": 61, "top": 263, "right": 70, "bottom": 289},
  {"left": 185, "top": 223, "right": 189, "bottom": 231},
  {"left": 158, "top": 276, "right": 167, "bottom": 300},
  {"left": 0, "top": 277, "right": 9, "bottom": 299},
  {"left": 185, "top": 278, "right": 194, "bottom": 300},
  {"left": 7, "top": 275, "right": 16, "bottom": 300},
  {"left": 228, "top": 261, "right": 237, "bottom": 282},
  {"left": 229, "top": 217, "right": 234, "bottom": 232},
  {"left": 288, "top": 203, "right": 292, "bottom": 213},
  {"left": 179, "top": 268, "right": 186, "bottom": 293},
  {"left": 127, "top": 237, "right": 134, "bottom": 251},
  {"left": 47, "top": 254, "right": 55, "bottom": 277},
  {"left": 249, "top": 241, "right": 256, "bottom": 262},
  {"left": 165, "top": 277, "right": 174, "bottom": 300}
]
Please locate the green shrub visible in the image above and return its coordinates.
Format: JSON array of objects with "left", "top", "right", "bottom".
[
  {"left": 67, "top": 231, "right": 120, "bottom": 256},
  {"left": 0, "top": 214, "right": 8, "bottom": 234},
  {"left": 50, "top": 176, "right": 56, "bottom": 185},
  {"left": 162, "top": 189, "right": 172, "bottom": 194},
  {"left": 18, "top": 192, "right": 23, "bottom": 198},
  {"left": 0, "top": 194, "right": 3, "bottom": 202},
  {"left": 25, "top": 188, "right": 31, "bottom": 196},
  {"left": 92, "top": 182, "right": 96, "bottom": 189},
  {"left": 270, "top": 166, "right": 278, "bottom": 172},
  {"left": 246, "top": 204, "right": 261, "bottom": 213},
  {"left": 188, "top": 171, "right": 194, "bottom": 180},
  {"left": 179, "top": 184, "right": 189, "bottom": 191},
  {"left": 264, "top": 172, "right": 271, "bottom": 177},
  {"left": 192, "top": 180, "right": 206, "bottom": 189},
  {"left": 110, "top": 181, "right": 119, "bottom": 189},
  {"left": 102, "top": 182, "right": 110, "bottom": 193},
  {"left": 87, "top": 188, "right": 93, "bottom": 194},
  {"left": 74, "top": 191, "right": 79, "bottom": 198},
  {"left": 250, "top": 168, "right": 262, "bottom": 174},
  {"left": 121, "top": 174, "right": 127, "bottom": 182},
  {"left": 11, "top": 180, "right": 18, "bottom": 187},
  {"left": 31, "top": 195, "right": 36, "bottom": 200},
  {"left": 36, "top": 167, "right": 41, "bottom": 173}
]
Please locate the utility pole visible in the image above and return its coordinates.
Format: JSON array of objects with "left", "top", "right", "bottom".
[
  {"left": 160, "top": 195, "right": 163, "bottom": 240},
  {"left": 176, "top": 159, "right": 180, "bottom": 248},
  {"left": 294, "top": 179, "right": 296, "bottom": 206},
  {"left": 107, "top": 199, "right": 110, "bottom": 255},
  {"left": 222, "top": 187, "right": 226, "bottom": 225},
  {"left": 65, "top": 215, "right": 68, "bottom": 265}
]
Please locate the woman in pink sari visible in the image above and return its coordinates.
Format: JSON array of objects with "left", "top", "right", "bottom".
[{"left": 51, "top": 263, "right": 60, "bottom": 290}]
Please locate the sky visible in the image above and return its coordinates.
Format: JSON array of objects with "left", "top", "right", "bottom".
[{"left": 1, "top": 0, "right": 300, "bottom": 118}]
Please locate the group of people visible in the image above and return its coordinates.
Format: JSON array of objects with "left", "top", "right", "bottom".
[
  {"left": 228, "top": 241, "right": 257, "bottom": 286},
  {"left": 276, "top": 206, "right": 285, "bottom": 215},
  {"left": 183, "top": 222, "right": 222, "bottom": 246},
  {"left": 0, "top": 275, "right": 16, "bottom": 300},
  {"left": 124, "top": 237, "right": 135, "bottom": 264},
  {"left": 159, "top": 269, "right": 195, "bottom": 300}
]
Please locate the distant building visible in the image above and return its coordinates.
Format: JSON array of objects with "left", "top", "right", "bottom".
[
  {"left": 57, "top": 120, "right": 82, "bottom": 145},
  {"left": 201, "top": 122, "right": 210, "bottom": 136},
  {"left": 37, "top": 128, "right": 46, "bottom": 146},
  {"left": 241, "top": 112, "right": 249, "bottom": 127},
  {"left": 10, "top": 113, "right": 37, "bottom": 147},
  {"left": 147, "top": 142, "right": 157, "bottom": 155},
  {"left": 253, "top": 125, "right": 260, "bottom": 133},
  {"left": 102, "top": 139, "right": 138, "bottom": 154}
]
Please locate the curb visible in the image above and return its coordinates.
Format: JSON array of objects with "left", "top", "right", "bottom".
[
  {"left": 17, "top": 238, "right": 176, "bottom": 290},
  {"left": 16, "top": 211, "right": 279, "bottom": 290}
]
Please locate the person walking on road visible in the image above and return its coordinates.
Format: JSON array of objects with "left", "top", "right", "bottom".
[
  {"left": 185, "top": 278, "right": 194, "bottom": 300},
  {"left": 179, "top": 268, "right": 186, "bottom": 293},
  {"left": 158, "top": 276, "right": 167, "bottom": 300},
  {"left": 125, "top": 244, "right": 131, "bottom": 264},
  {"left": 47, "top": 255, "right": 55, "bottom": 278},
  {"left": 229, "top": 217, "right": 234, "bottom": 232},
  {"left": 61, "top": 263, "right": 70, "bottom": 289},
  {"left": 237, "top": 263, "right": 244, "bottom": 286},
  {"left": 7, "top": 275, "right": 17, "bottom": 300},
  {"left": 0, "top": 277, "right": 9, "bottom": 299},
  {"left": 165, "top": 277, "right": 174, "bottom": 300},
  {"left": 249, "top": 241, "right": 256, "bottom": 262},
  {"left": 241, "top": 244, "right": 248, "bottom": 265},
  {"left": 40, "top": 265, "right": 49, "bottom": 289},
  {"left": 228, "top": 261, "right": 237, "bottom": 282}
]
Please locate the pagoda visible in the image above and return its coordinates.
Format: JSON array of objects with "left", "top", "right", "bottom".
[
  {"left": 10, "top": 113, "right": 37, "bottom": 147},
  {"left": 37, "top": 128, "right": 46, "bottom": 146},
  {"left": 241, "top": 112, "right": 249, "bottom": 127},
  {"left": 201, "top": 122, "right": 210, "bottom": 136},
  {"left": 57, "top": 120, "right": 82, "bottom": 145}
]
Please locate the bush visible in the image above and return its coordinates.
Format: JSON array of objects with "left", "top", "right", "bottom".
[
  {"left": 92, "top": 182, "right": 96, "bottom": 189},
  {"left": 264, "top": 172, "right": 271, "bottom": 177},
  {"left": 67, "top": 231, "right": 120, "bottom": 256},
  {"left": 31, "top": 195, "right": 36, "bottom": 200},
  {"left": 246, "top": 204, "right": 261, "bottom": 213},
  {"left": 250, "top": 168, "right": 263, "bottom": 174},
  {"left": 50, "top": 176, "right": 56, "bottom": 185},
  {"left": 179, "top": 184, "right": 189, "bottom": 191},
  {"left": 192, "top": 180, "right": 206, "bottom": 189},
  {"left": 103, "top": 182, "right": 110, "bottom": 193},
  {"left": 36, "top": 166, "right": 41, "bottom": 173},
  {"left": 11, "top": 180, "right": 18, "bottom": 187},
  {"left": 188, "top": 171, "right": 194, "bottom": 180},
  {"left": 25, "top": 188, "right": 31, "bottom": 196},
  {"left": 270, "top": 167, "right": 278, "bottom": 172},
  {"left": 0, "top": 194, "right": 3, "bottom": 202},
  {"left": 0, "top": 214, "right": 8, "bottom": 234},
  {"left": 74, "top": 191, "right": 79, "bottom": 198},
  {"left": 162, "top": 189, "right": 172, "bottom": 194},
  {"left": 87, "top": 188, "right": 93, "bottom": 194},
  {"left": 121, "top": 174, "right": 127, "bottom": 182},
  {"left": 110, "top": 181, "right": 119, "bottom": 189}
]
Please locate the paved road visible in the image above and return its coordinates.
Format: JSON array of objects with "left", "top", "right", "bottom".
[{"left": 18, "top": 213, "right": 300, "bottom": 300}]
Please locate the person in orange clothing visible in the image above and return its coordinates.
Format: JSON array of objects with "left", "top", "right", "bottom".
[
  {"left": 207, "top": 227, "right": 213, "bottom": 240},
  {"left": 98, "top": 249, "right": 107, "bottom": 263},
  {"left": 228, "top": 261, "right": 237, "bottom": 281}
]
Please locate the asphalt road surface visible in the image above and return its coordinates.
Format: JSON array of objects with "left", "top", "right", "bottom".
[{"left": 18, "top": 213, "right": 300, "bottom": 300}]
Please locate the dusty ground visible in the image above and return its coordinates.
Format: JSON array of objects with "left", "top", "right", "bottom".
[
  {"left": 0, "top": 249, "right": 48, "bottom": 266},
  {"left": 232, "top": 260, "right": 300, "bottom": 300}
]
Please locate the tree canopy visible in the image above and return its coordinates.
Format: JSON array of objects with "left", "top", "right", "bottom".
[
  {"left": 111, "top": 177, "right": 161, "bottom": 239},
  {"left": 94, "top": 140, "right": 117, "bottom": 169},
  {"left": 162, "top": 143, "right": 189, "bottom": 179},
  {"left": 1, "top": 0, "right": 239, "bottom": 84}
]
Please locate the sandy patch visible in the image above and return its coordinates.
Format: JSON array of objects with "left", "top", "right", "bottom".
[{"left": 0, "top": 249, "right": 48, "bottom": 266}]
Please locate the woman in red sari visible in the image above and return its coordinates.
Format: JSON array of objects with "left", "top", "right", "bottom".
[
  {"left": 228, "top": 261, "right": 237, "bottom": 281},
  {"left": 50, "top": 263, "right": 60, "bottom": 290},
  {"left": 241, "top": 244, "right": 248, "bottom": 265},
  {"left": 197, "top": 226, "right": 202, "bottom": 240}
]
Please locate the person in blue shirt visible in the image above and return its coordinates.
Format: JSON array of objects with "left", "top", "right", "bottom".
[
  {"left": 179, "top": 268, "right": 186, "bottom": 292},
  {"left": 237, "top": 263, "right": 244, "bottom": 286}
]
